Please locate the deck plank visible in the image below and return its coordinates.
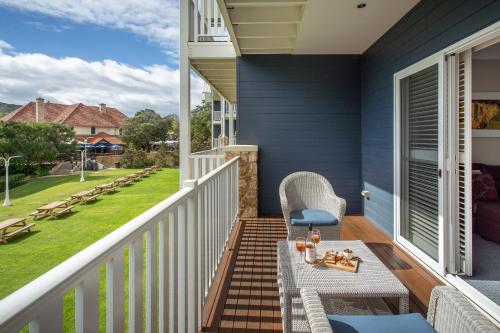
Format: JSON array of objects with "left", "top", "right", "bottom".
[{"left": 201, "top": 216, "right": 442, "bottom": 332}]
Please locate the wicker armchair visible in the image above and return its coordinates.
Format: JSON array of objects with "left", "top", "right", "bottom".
[
  {"left": 301, "top": 287, "right": 500, "bottom": 333},
  {"left": 279, "top": 172, "right": 346, "bottom": 240}
]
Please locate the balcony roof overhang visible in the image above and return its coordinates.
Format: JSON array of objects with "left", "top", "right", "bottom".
[
  {"left": 189, "top": 42, "right": 237, "bottom": 103},
  {"left": 220, "top": 0, "right": 420, "bottom": 55}
]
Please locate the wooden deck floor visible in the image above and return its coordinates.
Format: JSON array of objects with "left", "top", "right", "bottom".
[{"left": 202, "top": 216, "right": 442, "bottom": 332}]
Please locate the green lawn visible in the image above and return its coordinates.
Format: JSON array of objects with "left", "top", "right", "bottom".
[{"left": 0, "top": 168, "right": 179, "bottom": 301}]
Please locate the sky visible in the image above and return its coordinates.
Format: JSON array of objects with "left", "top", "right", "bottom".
[{"left": 0, "top": 0, "right": 205, "bottom": 116}]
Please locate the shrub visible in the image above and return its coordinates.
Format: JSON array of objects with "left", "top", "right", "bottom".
[
  {"left": 121, "top": 149, "right": 153, "bottom": 168},
  {"left": 0, "top": 173, "right": 27, "bottom": 192},
  {"left": 151, "top": 143, "right": 177, "bottom": 167}
]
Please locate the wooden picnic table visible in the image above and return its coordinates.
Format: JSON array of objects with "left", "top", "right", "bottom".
[
  {"left": 114, "top": 177, "right": 133, "bottom": 186},
  {"left": 126, "top": 173, "right": 142, "bottom": 181},
  {"left": 0, "top": 218, "right": 35, "bottom": 243},
  {"left": 95, "top": 183, "right": 117, "bottom": 194},
  {"left": 71, "top": 190, "right": 99, "bottom": 204},
  {"left": 30, "top": 200, "right": 74, "bottom": 220}
]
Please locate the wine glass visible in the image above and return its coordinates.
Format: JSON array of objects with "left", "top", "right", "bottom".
[
  {"left": 296, "top": 237, "right": 306, "bottom": 258},
  {"left": 295, "top": 237, "right": 306, "bottom": 274},
  {"left": 312, "top": 229, "right": 321, "bottom": 245}
]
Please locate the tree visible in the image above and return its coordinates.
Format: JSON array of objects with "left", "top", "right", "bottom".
[
  {"left": 0, "top": 122, "right": 75, "bottom": 174},
  {"left": 191, "top": 100, "right": 212, "bottom": 153},
  {"left": 121, "top": 109, "right": 174, "bottom": 151}
]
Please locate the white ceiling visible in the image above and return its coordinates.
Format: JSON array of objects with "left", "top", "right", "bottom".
[{"left": 293, "top": 0, "right": 420, "bottom": 54}]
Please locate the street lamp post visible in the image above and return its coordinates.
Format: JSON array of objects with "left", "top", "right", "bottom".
[
  {"left": 80, "top": 148, "right": 85, "bottom": 182},
  {"left": 2, "top": 155, "right": 21, "bottom": 206}
]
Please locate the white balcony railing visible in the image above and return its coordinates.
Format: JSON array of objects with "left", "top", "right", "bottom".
[
  {"left": 0, "top": 157, "right": 240, "bottom": 333},
  {"left": 192, "top": 0, "right": 229, "bottom": 42},
  {"left": 189, "top": 148, "right": 225, "bottom": 179}
]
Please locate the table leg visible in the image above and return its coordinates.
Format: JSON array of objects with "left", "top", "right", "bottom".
[
  {"left": 399, "top": 294, "right": 410, "bottom": 314},
  {"left": 282, "top": 292, "right": 292, "bottom": 333}
]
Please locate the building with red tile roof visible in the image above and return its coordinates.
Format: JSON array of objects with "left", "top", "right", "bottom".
[{"left": 1, "top": 98, "right": 128, "bottom": 142}]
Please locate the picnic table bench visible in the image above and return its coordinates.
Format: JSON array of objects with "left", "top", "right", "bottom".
[
  {"left": 95, "top": 183, "right": 117, "bottom": 194},
  {"left": 30, "top": 200, "right": 74, "bottom": 220},
  {"left": 71, "top": 190, "right": 100, "bottom": 204},
  {"left": 0, "top": 218, "right": 36, "bottom": 243}
]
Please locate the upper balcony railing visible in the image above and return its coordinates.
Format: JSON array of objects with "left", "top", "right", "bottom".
[
  {"left": 190, "top": 0, "right": 229, "bottom": 43},
  {"left": 0, "top": 157, "right": 240, "bottom": 333}
]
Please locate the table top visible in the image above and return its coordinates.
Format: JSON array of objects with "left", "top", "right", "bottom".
[
  {"left": 278, "top": 240, "right": 408, "bottom": 296},
  {"left": 96, "top": 183, "right": 114, "bottom": 189},
  {"left": 71, "top": 190, "right": 94, "bottom": 198},
  {"left": 37, "top": 201, "right": 68, "bottom": 211},
  {"left": 0, "top": 218, "right": 26, "bottom": 230},
  {"left": 114, "top": 177, "right": 127, "bottom": 182}
]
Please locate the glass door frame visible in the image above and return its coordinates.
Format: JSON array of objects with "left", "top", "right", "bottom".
[{"left": 393, "top": 53, "right": 447, "bottom": 276}]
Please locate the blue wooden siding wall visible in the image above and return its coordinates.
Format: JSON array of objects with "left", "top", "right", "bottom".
[
  {"left": 236, "top": 1, "right": 500, "bottom": 230},
  {"left": 237, "top": 55, "right": 362, "bottom": 215},
  {"left": 361, "top": 0, "right": 500, "bottom": 236}
]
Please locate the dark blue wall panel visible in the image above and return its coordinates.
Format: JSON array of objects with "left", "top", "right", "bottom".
[
  {"left": 361, "top": 0, "right": 500, "bottom": 236},
  {"left": 237, "top": 55, "right": 362, "bottom": 215}
]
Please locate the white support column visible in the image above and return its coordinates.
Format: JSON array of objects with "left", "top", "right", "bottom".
[
  {"left": 211, "top": 90, "right": 215, "bottom": 149},
  {"left": 180, "top": 0, "right": 191, "bottom": 184},
  {"left": 228, "top": 103, "right": 234, "bottom": 145},
  {"left": 220, "top": 95, "right": 226, "bottom": 146}
]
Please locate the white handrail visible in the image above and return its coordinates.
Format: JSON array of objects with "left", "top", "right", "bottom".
[{"left": 0, "top": 157, "right": 240, "bottom": 333}]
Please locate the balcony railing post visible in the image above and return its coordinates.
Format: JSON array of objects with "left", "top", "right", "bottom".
[
  {"left": 183, "top": 179, "right": 200, "bottom": 332},
  {"left": 106, "top": 252, "right": 125, "bottom": 333},
  {"left": 168, "top": 210, "right": 179, "bottom": 333},
  {"left": 129, "top": 238, "right": 143, "bottom": 333}
]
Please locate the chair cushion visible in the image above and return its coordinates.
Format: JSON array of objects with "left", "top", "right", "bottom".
[
  {"left": 290, "top": 209, "right": 338, "bottom": 226},
  {"left": 327, "top": 313, "right": 436, "bottom": 333}
]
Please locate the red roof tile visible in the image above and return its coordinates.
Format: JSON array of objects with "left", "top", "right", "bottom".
[
  {"left": 2, "top": 101, "right": 128, "bottom": 128},
  {"left": 76, "top": 132, "right": 124, "bottom": 145}
]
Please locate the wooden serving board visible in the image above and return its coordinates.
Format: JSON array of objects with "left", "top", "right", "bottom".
[{"left": 320, "top": 254, "right": 360, "bottom": 273}]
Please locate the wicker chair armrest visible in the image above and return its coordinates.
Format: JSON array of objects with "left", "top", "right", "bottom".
[
  {"left": 427, "top": 286, "right": 500, "bottom": 333},
  {"left": 300, "top": 289, "right": 333, "bottom": 333},
  {"left": 280, "top": 195, "right": 292, "bottom": 225},
  {"left": 321, "top": 193, "right": 346, "bottom": 222}
]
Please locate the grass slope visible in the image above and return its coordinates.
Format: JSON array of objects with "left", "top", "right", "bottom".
[{"left": 0, "top": 168, "right": 179, "bottom": 300}]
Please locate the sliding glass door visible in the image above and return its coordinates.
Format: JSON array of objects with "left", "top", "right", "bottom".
[{"left": 395, "top": 57, "right": 445, "bottom": 274}]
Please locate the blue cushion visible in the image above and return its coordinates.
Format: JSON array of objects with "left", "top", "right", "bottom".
[
  {"left": 290, "top": 209, "right": 338, "bottom": 226},
  {"left": 327, "top": 313, "right": 436, "bottom": 333}
]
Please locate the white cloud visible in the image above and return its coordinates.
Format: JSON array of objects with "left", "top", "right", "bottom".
[
  {"left": 0, "top": 39, "right": 14, "bottom": 50},
  {"left": 0, "top": 0, "right": 179, "bottom": 56},
  {"left": 0, "top": 49, "right": 205, "bottom": 116}
]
